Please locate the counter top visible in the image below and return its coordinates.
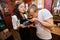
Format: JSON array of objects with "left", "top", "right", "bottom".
[{"left": 51, "top": 27, "right": 60, "bottom": 36}]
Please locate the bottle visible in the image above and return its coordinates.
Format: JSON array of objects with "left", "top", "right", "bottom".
[{"left": 23, "top": 21, "right": 29, "bottom": 25}]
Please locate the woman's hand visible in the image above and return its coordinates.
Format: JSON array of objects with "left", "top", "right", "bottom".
[{"left": 18, "top": 24, "right": 27, "bottom": 28}]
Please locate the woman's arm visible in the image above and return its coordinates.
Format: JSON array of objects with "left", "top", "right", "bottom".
[
  {"left": 18, "top": 24, "right": 28, "bottom": 28},
  {"left": 12, "top": 15, "right": 28, "bottom": 30}
]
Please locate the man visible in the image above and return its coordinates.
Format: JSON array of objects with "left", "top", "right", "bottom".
[{"left": 28, "top": 4, "right": 54, "bottom": 40}]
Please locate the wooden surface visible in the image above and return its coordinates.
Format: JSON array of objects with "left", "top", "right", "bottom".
[
  {"left": 52, "top": 27, "right": 60, "bottom": 36},
  {"left": 52, "top": 27, "right": 60, "bottom": 40}
]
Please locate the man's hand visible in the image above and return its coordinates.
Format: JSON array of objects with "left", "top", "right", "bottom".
[{"left": 29, "top": 18, "right": 38, "bottom": 22}]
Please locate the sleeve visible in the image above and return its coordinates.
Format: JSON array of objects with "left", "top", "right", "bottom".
[
  {"left": 42, "top": 9, "right": 53, "bottom": 20},
  {"left": 12, "top": 15, "right": 18, "bottom": 30}
]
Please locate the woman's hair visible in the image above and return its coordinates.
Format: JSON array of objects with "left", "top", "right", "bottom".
[
  {"left": 28, "top": 4, "right": 38, "bottom": 13},
  {"left": 13, "top": 2, "right": 25, "bottom": 20}
]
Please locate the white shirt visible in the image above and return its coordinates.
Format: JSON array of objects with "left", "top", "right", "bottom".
[
  {"left": 35, "top": 9, "right": 53, "bottom": 39},
  {"left": 12, "top": 14, "right": 28, "bottom": 30},
  {"left": 12, "top": 15, "right": 19, "bottom": 30}
]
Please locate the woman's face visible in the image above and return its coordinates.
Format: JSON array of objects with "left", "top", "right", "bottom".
[{"left": 18, "top": 3, "right": 26, "bottom": 13}]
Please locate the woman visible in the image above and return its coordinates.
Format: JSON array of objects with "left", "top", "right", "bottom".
[
  {"left": 28, "top": 4, "right": 54, "bottom": 40},
  {"left": 12, "top": 2, "right": 30, "bottom": 40}
]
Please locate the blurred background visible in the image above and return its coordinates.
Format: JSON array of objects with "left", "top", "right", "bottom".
[{"left": 0, "top": 0, "right": 60, "bottom": 40}]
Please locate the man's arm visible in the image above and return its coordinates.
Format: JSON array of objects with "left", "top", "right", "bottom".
[{"left": 31, "top": 18, "right": 55, "bottom": 31}]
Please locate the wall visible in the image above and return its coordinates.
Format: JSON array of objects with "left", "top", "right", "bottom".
[{"left": 44, "top": 0, "right": 52, "bottom": 12}]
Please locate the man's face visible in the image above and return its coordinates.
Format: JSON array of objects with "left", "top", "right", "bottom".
[
  {"left": 29, "top": 8, "right": 38, "bottom": 18},
  {"left": 33, "top": 12, "right": 38, "bottom": 18}
]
